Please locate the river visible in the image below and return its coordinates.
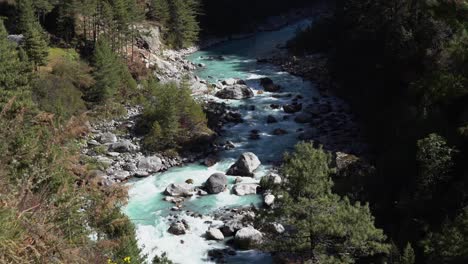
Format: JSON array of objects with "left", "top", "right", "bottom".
[{"left": 124, "top": 19, "right": 317, "bottom": 264}]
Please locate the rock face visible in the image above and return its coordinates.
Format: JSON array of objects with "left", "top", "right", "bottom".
[
  {"left": 233, "top": 183, "right": 259, "bottom": 196},
  {"left": 234, "top": 227, "right": 263, "bottom": 249},
  {"left": 226, "top": 152, "right": 261, "bottom": 176},
  {"left": 137, "top": 156, "right": 163, "bottom": 173},
  {"left": 205, "top": 173, "right": 228, "bottom": 194},
  {"left": 215, "top": 85, "right": 254, "bottom": 100},
  {"left": 206, "top": 228, "right": 225, "bottom": 241},
  {"left": 164, "top": 183, "right": 194, "bottom": 197},
  {"left": 109, "top": 140, "right": 137, "bottom": 153},
  {"left": 168, "top": 222, "right": 187, "bottom": 235}
]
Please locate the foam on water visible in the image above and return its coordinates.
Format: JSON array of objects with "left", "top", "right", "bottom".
[{"left": 124, "top": 18, "right": 316, "bottom": 263}]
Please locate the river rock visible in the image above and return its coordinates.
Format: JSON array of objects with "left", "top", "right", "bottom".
[
  {"left": 260, "top": 77, "right": 273, "bottom": 87},
  {"left": 109, "top": 140, "right": 137, "bottom": 153},
  {"left": 283, "top": 103, "right": 302, "bottom": 114},
  {"left": 215, "top": 85, "right": 254, "bottom": 100},
  {"left": 204, "top": 154, "right": 219, "bottom": 167},
  {"left": 263, "top": 173, "right": 282, "bottom": 185},
  {"left": 164, "top": 183, "right": 194, "bottom": 197},
  {"left": 272, "top": 128, "right": 288, "bottom": 135},
  {"left": 266, "top": 115, "right": 278, "bottom": 124},
  {"left": 234, "top": 227, "right": 263, "bottom": 249},
  {"left": 222, "top": 78, "right": 244, "bottom": 86},
  {"left": 137, "top": 156, "right": 163, "bottom": 172},
  {"left": 168, "top": 222, "right": 187, "bottom": 235},
  {"left": 226, "top": 152, "right": 261, "bottom": 176},
  {"left": 206, "top": 228, "right": 224, "bottom": 241},
  {"left": 264, "top": 194, "right": 275, "bottom": 206},
  {"left": 99, "top": 132, "right": 117, "bottom": 144},
  {"left": 233, "top": 183, "right": 259, "bottom": 196},
  {"left": 221, "top": 220, "right": 244, "bottom": 237},
  {"left": 134, "top": 171, "right": 150, "bottom": 178},
  {"left": 264, "top": 84, "right": 281, "bottom": 92},
  {"left": 113, "top": 170, "right": 130, "bottom": 180},
  {"left": 264, "top": 222, "right": 285, "bottom": 234},
  {"left": 204, "top": 173, "right": 228, "bottom": 194},
  {"left": 249, "top": 130, "right": 260, "bottom": 140}
]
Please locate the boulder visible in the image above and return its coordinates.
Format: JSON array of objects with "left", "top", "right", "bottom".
[
  {"left": 264, "top": 84, "right": 281, "bottom": 92},
  {"left": 263, "top": 173, "right": 282, "bottom": 185},
  {"left": 221, "top": 220, "right": 244, "bottom": 237},
  {"left": 215, "top": 85, "right": 254, "bottom": 100},
  {"left": 233, "top": 183, "right": 259, "bottom": 196},
  {"left": 249, "top": 130, "right": 260, "bottom": 140},
  {"left": 222, "top": 78, "right": 244, "bottom": 86},
  {"left": 234, "top": 227, "right": 263, "bottom": 249},
  {"left": 226, "top": 152, "right": 261, "bottom": 176},
  {"left": 134, "top": 171, "right": 150, "bottom": 178},
  {"left": 259, "top": 77, "right": 274, "bottom": 87},
  {"left": 109, "top": 140, "right": 137, "bottom": 153},
  {"left": 168, "top": 222, "right": 187, "bottom": 235},
  {"left": 204, "top": 155, "right": 219, "bottom": 167},
  {"left": 283, "top": 104, "right": 302, "bottom": 114},
  {"left": 264, "top": 223, "right": 285, "bottom": 234},
  {"left": 264, "top": 194, "right": 275, "bottom": 206},
  {"left": 272, "top": 128, "right": 288, "bottom": 135},
  {"left": 164, "top": 183, "right": 194, "bottom": 197},
  {"left": 266, "top": 115, "right": 278, "bottom": 124},
  {"left": 99, "top": 132, "right": 117, "bottom": 144},
  {"left": 294, "top": 113, "right": 313, "bottom": 123},
  {"left": 206, "top": 228, "right": 225, "bottom": 241},
  {"left": 137, "top": 156, "right": 163, "bottom": 172},
  {"left": 113, "top": 170, "right": 130, "bottom": 180},
  {"left": 204, "top": 173, "right": 228, "bottom": 194}
]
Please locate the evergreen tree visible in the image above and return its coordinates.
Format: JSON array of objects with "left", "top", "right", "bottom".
[
  {"left": 89, "top": 38, "right": 120, "bottom": 102},
  {"left": 16, "top": 0, "right": 35, "bottom": 33},
  {"left": 0, "top": 20, "right": 32, "bottom": 115},
  {"left": 264, "top": 142, "right": 389, "bottom": 263},
  {"left": 422, "top": 208, "right": 468, "bottom": 264},
  {"left": 164, "top": 0, "right": 200, "bottom": 49},
  {"left": 416, "top": 133, "right": 456, "bottom": 198},
  {"left": 149, "top": 0, "right": 170, "bottom": 24},
  {"left": 401, "top": 243, "right": 415, "bottom": 264},
  {"left": 23, "top": 23, "right": 49, "bottom": 70}
]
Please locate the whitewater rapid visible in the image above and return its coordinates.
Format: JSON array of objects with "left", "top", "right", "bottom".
[{"left": 124, "top": 19, "right": 316, "bottom": 263}]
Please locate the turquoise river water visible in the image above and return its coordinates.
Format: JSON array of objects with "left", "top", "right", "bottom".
[{"left": 124, "top": 19, "right": 317, "bottom": 264}]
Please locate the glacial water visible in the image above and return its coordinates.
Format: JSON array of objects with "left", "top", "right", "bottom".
[{"left": 124, "top": 19, "right": 317, "bottom": 264}]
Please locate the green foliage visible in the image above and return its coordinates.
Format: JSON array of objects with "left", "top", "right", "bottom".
[
  {"left": 416, "top": 133, "right": 456, "bottom": 198},
  {"left": 264, "top": 142, "right": 389, "bottom": 263},
  {"left": 401, "top": 243, "right": 415, "bottom": 264},
  {"left": 89, "top": 38, "right": 121, "bottom": 102},
  {"left": 0, "top": 20, "right": 33, "bottom": 116},
  {"left": 152, "top": 0, "right": 200, "bottom": 49},
  {"left": 140, "top": 79, "right": 210, "bottom": 152},
  {"left": 422, "top": 208, "right": 468, "bottom": 264}
]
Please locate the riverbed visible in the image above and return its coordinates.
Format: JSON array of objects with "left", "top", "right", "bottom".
[{"left": 124, "top": 19, "right": 317, "bottom": 264}]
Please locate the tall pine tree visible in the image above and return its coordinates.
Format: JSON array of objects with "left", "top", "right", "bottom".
[
  {"left": 263, "top": 142, "right": 389, "bottom": 263},
  {"left": 89, "top": 37, "right": 120, "bottom": 102},
  {"left": 0, "top": 20, "right": 32, "bottom": 115}
]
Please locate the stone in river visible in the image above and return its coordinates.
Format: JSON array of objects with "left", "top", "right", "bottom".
[{"left": 226, "top": 152, "right": 261, "bottom": 176}]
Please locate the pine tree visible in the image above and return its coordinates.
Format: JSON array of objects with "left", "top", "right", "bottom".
[
  {"left": 90, "top": 38, "right": 121, "bottom": 102},
  {"left": 263, "top": 142, "right": 389, "bottom": 263},
  {"left": 17, "top": 0, "right": 35, "bottom": 33},
  {"left": 0, "top": 20, "right": 32, "bottom": 115},
  {"left": 24, "top": 23, "right": 49, "bottom": 70},
  {"left": 401, "top": 243, "right": 415, "bottom": 264},
  {"left": 164, "top": 0, "right": 200, "bottom": 49},
  {"left": 149, "top": 0, "right": 170, "bottom": 24}
]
